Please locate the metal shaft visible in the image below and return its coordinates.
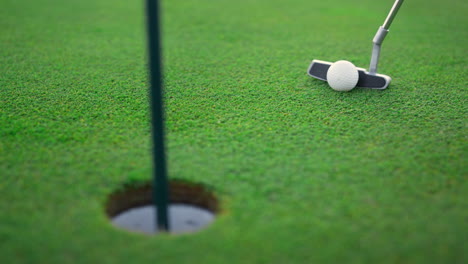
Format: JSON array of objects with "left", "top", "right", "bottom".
[
  {"left": 369, "top": 0, "right": 404, "bottom": 74},
  {"left": 146, "top": 0, "right": 170, "bottom": 232},
  {"left": 382, "top": 0, "right": 405, "bottom": 30}
]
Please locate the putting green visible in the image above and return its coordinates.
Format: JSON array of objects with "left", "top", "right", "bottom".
[{"left": 1, "top": 0, "right": 466, "bottom": 263}]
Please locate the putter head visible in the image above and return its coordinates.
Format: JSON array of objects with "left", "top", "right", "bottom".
[{"left": 307, "top": 60, "right": 391, "bottom": 89}]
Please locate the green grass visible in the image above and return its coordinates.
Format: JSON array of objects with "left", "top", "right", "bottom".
[{"left": 1, "top": 0, "right": 467, "bottom": 263}]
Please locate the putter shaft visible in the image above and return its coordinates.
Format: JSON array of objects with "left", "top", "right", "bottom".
[
  {"left": 369, "top": 0, "right": 404, "bottom": 74},
  {"left": 383, "top": 0, "right": 405, "bottom": 30}
]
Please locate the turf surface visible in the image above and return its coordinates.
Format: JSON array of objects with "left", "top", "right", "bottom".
[{"left": 1, "top": 0, "right": 467, "bottom": 263}]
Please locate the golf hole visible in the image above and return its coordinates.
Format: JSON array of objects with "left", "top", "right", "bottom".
[{"left": 106, "top": 180, "right": 219, "bottom": 235}]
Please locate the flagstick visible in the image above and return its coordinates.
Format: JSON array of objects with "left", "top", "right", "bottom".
[{"left": 145, "top": 0, "right": 170, "bottom": 232}]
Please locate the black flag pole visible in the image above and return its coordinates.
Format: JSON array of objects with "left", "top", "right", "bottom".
[{"left": 145, "top": 0, "right": 170, "bottom": 231}]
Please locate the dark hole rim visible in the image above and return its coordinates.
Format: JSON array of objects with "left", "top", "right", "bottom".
[{"left": 106, "top": 180, "right": 220, "bottom": 218}]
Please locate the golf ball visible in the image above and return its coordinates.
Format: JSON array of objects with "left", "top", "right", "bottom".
[{"left": 326, "top": 60, "right": 359, "bottom": 91}]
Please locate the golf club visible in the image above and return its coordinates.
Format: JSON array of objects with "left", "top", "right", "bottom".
[{"left": 308, "top": 0, "right": 404, "bottom": 90}]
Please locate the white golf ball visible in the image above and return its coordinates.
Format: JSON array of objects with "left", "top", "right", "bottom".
[{"left": 326, "top": 60, "right": 359, "bottom": 91}]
